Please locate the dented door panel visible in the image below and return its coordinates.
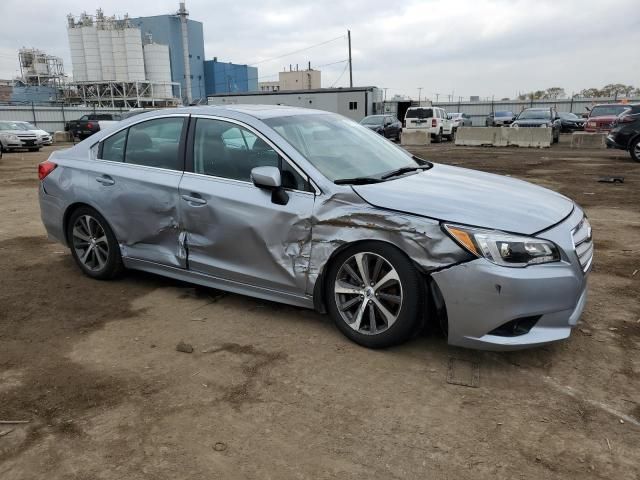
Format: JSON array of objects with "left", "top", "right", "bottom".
[
  {"left": 85, "top": 160, "right": 185, "bottom": 267},
  {"left": 179, "top": 173, "right": 315, "bottom": 294}
]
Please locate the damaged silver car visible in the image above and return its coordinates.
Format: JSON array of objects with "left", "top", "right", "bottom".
[{"left": 38, "top": 106, "right": 592, "bottom": 350}]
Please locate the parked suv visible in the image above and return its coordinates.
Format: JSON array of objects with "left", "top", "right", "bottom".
[
  {"left": 0, "top": 121, "right": 43, "bottom": 152},
  {"left": 448, "top": 112, "right": 472, "bottom": 128},
  {"left": 606, "top": 104, "right": 640, "bottom": 162},
  {"left": 584, "top": 104, "right": 631, "bottom": 133},
  {"left": 511, "top": 108, "right": 560, "bottom": 143},
  {"left": 485, "top": 111, "right": 514, "bottom": 127},
  {"left": 404, "top": 106, "right": 454, "bottom": 142}
]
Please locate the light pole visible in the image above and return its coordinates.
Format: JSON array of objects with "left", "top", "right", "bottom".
[{"left": 418, "top": 87, "right": 423, "bottom": 104}]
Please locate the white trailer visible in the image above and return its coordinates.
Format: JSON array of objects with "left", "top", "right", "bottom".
[{"left": 207, "top": 87, "right": 382, "bottom": 121}]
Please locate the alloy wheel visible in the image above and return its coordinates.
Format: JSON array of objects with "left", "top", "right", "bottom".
[
  {"left": 72, "top": 214, "right": 109, "bottom": 272},
  {"left": 334, "top": 252, "right": 403, "bottom": 335}
]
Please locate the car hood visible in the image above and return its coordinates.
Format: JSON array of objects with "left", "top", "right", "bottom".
[
  {"left": 352, "top": 163, "right": 574, "bottom": 235},
  {"left": 587, "top": 115, "right": 617, "bottom": 121},
  {"left": 512, "top": 119, "right": 549, "bottom": 126}
]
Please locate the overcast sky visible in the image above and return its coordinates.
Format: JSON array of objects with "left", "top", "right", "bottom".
[{"left": 0, "top": 0, "right": 638, "bottom": 100}]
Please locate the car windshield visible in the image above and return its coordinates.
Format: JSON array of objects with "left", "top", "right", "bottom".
[
  {"left": 589, "top": 105, "right": 629, "bottom": 117},
  {"left": 518, "top": 110, "right": 551, "bottom": 120},
  {"left": 0, "top": 122, "right": 27, "bottom": 131},
  {"left": 495, "top": 111, "right": 513, "bottom": 117},
  {"left": 406, "top": 108, "right": 433, "bottom": 119},
  {"left": 558, "top": 112, "right": 579, "bottom": 119},
  {"left": 360, "top": 116, "right": 385, "bottom": 125},
  {"left": 17, "top": 122, "right": 36, "bottom": 130},
  {"left": 265, "top": 113, "right": 419, "bottom": 182}
]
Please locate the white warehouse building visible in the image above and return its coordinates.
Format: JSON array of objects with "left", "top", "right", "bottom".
[{"left": 208, "top": 87, "right": 383, "bottom": 121}]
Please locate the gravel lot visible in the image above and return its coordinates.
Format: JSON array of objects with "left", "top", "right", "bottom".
[{"left": 1, "top": 138, "right": 639, "bottom": 479}]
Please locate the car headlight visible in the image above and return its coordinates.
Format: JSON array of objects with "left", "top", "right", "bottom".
[
  {"left": 3, "top": 134, "right": 19, "bottom": 142},
  {"left": 444, "top": 224, "right": 560, "bottom": 267}
]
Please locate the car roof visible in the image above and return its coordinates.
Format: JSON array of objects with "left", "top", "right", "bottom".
[{"left": 177, "top": 104, "right": 329, "bottom": 120}]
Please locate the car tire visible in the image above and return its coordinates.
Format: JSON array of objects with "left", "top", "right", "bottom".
[
  {"left": 631, "top": 137, "right": 640, "bottom": 163},
  {"left": 396, "top": 130, "right": 401, "bottom": 142},
  {"left": 553, "top": 131, "right": 559, "bottom": 144},
  {"left": 67, "top": 207, "right": 123, "bottom": 280},
  {"left": 433, "top": 129, "right": 443, "bottom": 143},
  {"left": 326, "top": 241, "right": 423, "bottom": 349},
  {"left": 28, "top": 147, "right": 40, "bottom": 152},
  {"left": 447, "top": 128, "right": 456, "bottom": 141}
]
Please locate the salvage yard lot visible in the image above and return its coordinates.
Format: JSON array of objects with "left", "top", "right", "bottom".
[{"left": 1, "top": 138, "right": 639, "bottom": 479}]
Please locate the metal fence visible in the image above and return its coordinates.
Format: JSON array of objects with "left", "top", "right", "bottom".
[
  {"left": 431, "top": 97, "right": 640, "bottom": 126},
  {"left": 0, "top": 104, "right": 127, "bottom": 133}
]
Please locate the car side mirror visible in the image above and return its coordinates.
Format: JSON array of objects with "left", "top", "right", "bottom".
[{"left": 250, "top": 166, "right": 289, "bottom": 205}]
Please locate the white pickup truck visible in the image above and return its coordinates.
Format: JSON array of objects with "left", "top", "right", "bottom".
[{"left": 404, "top": 106, "right": 455, "bottom": 142}]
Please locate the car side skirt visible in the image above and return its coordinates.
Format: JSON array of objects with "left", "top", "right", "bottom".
[{"left": 123, "top": 257, "right": 315, "bottom": 309}]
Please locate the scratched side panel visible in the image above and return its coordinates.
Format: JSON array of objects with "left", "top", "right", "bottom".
[
  {"left": 81, "top": 161, "right": 185, "bottom": 268},
  {"left": 303, "top": 190, "right": 472, "bottom": 296}
]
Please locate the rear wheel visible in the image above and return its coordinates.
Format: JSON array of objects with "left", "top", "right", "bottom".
[
  {"left": 67, "top": 207, "right": 123, "bottom": 280},
  {"left": 631, "top": 138, "right": 640, "bottom": 163},
  {"left": 433, "top": 129, "right": 443, "bottom": 143},
  {"left": 326, "top": 242, "right": 422, "bottom": 349}
]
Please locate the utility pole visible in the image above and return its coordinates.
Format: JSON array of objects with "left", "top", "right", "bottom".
[
  {"left": 383, "top": 87, "right": 388, "bottom": 102},
  {"left": 347, "top": 30, "right": 353, "bottom": 88},
  {"left": 418, "top": 87, "right": 423, "bottom": 104}
]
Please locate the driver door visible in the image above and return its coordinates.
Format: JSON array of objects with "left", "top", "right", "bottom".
[{"left": 179, "top": 116, "right": 316, "bottom": 296}]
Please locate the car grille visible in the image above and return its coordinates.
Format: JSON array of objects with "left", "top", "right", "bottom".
[{"left": 572, "top": 216, "right": 593, "bottom": 273}]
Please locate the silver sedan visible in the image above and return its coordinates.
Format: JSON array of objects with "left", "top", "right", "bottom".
[{"left": 38, "top": 106, "right": 592, "bottom": 350}]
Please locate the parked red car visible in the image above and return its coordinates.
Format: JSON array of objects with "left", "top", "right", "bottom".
[{"left": 584, "top": 104, "right": 631, "bottom": 133}]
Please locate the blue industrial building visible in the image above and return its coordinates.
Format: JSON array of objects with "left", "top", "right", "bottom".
[
  {"left": 129, "top": 14, "right": 206, "bottom": 102},
  {"left": 204, "top": 58, "right": 258, "bottom": 95}
]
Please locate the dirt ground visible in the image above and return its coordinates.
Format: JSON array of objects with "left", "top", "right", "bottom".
[{"left": 1, "top": 137, "right": 639, "bottom": 479}]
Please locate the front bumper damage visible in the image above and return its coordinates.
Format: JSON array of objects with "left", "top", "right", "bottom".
[{"left": 432, "top": 207, "right": 590, "bottom": 350}]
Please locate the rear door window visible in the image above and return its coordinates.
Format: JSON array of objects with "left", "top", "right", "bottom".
[
  {"left": 124, "top": 117, "right": 185, "bottom": 171},
  {"left": 100, "top": 129, "right": 127, "bottom": 162}
]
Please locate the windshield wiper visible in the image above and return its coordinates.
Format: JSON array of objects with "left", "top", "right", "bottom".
[
  {"left": 380, "top": 165, "right": 431, "bottom": 180},
  {"left": 334, "top": 177, "right": 384, "bottom": 185}
]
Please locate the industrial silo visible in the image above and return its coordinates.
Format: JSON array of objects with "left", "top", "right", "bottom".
[
  {"left": 143, "top": 42, "right": 172, "bottom": 98},
  {"left": 125, "top": 27, "right": 145, "bottom": 81},
  {"left": 67, "top": 16, "right": 87, "bottom": 82},
  {"left": 81, "top": 20, "right": 102, "bottom": 82},
  {"left": 111, "top": 28, "right": 128, "bottom": 81}
]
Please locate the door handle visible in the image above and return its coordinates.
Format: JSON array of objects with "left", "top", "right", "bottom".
[
  {"left": 181, "top": 194, "right": 207, "bottom": 206},
  {"left": 95, "top": 175, "right": 115, "bottom": 186}
]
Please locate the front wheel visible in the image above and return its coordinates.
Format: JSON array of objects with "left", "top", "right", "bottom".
[
  {"left": 631, "top": 138, "right": 640, "bottom": 162},
  {"left": 326, "top": 242, "right": 423, "bottom": 349},
  {"left": 67, "top": 207, "right": 123, "bottom": 280}
]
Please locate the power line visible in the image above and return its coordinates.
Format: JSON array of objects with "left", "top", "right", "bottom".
[
  {"left": 248, "top": 35, "right": 346, "bottom": 66},
  {"left": 330, "top": 62, "right": 349, "bottom": 88}
]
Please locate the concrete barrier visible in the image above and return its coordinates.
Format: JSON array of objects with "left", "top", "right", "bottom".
[
  {"left": 53, "top": 131, "right": 73, "bottom": 143},
  {"left": 401, "top": 129, "right": 430, "bottom": 146},
  {"left": 455, "top": 127, "right": 552, "bottom": 148},
  {"left": 505, "top": 127, "right": 552, "bottom": 148},
  {"left": 570, "top": 132, "right": 607, "bottom": 149},
  {"left": 454, "top": 127, "right": 503, "bottom": 146}
]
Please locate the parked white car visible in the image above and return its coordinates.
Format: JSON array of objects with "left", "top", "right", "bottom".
[
  {"left": 404, "top": 106, "right": 455, "bottom": 142},
  {"left": 0, "top": 121, "right": 43, "bottom": 152},
  {"left": 15, "top": 122, "right": 53, "bottom": 145}
]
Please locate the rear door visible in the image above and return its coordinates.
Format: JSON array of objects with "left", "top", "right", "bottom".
[
  {"left": 88, "top": 114, "right": 188, "bottom": 267},
  {"left": 179, "top": 115, "right": 316, "bottom": 295}
]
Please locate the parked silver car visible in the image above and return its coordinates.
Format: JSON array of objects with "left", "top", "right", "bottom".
[
  {"left": 0, "top": 121, "right": 42, "bottom": 152},
  {"left": 38, "top": 106, "right": 592, "bottom": 350},
  {"left": 447, "top": 112, "right": 472, "bottom": 128},
  {"left": 14, "top": 121, "right": 53, "bottom": 145}
]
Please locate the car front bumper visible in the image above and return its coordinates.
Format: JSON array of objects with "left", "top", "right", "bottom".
[{"left": 431, "top": 207, "right": 590, "bottom": 350}]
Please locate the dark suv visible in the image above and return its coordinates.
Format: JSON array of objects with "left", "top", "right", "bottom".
[{"left": 606, "top": 104, "right": 640, "bottom": 162}]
